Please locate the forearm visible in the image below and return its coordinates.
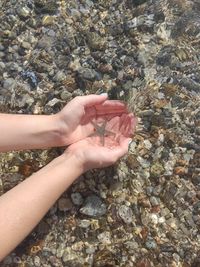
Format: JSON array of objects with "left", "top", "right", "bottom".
[
  {"left": 0, "top": 113, "right": 64, "bottom": 152},
  {"left": 0, "top": 153, "right": 82, "bottom": 260}
]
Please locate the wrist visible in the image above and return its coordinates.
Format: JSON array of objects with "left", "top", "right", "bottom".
[
  {"left": 49, "top": 114, "right": 69, "bottom": 147},
  {"left": 59, "top": 151, "right": 85, "bottom": 175}
]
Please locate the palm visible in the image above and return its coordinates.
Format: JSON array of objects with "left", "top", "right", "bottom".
[
  {"left": 60, "top": 97, "right": 130, "bottom": 145},
  {"left": 67, "top": 113, "right": 136, "bottom": 170}
]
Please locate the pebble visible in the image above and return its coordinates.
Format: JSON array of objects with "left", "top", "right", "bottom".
[
  {"left": 80, "top": 195, "right": 106, "bottom": 217},
  {"left": 71, "top": 192, "right": 83, "bottom": 206},
  {"left": 118, "top": 205, "right": 133, "bottom": 224},
  {"left": 78, "top": 219, "right": 91, "bottom": 228},
  {"left": 150, "top": 196, "right": 159, "bottom": 206},
  {"left": 34, "top": 256, "right": 41, "bottom": 267},
  {"left": 3, "top": 78, "right": 16, "bottom": 90},
  {"left": 60, "top": 90, "right": 72, "bottom": 101},
  {"left": 145, "top": 238, "right": 157, "bottom": 250},
  {"left": 58, "top": 198, "right": 73, "bottom": 212},
  {"left": 78, "top": 67, "right": 100, "bottom": 81},
  {"left": 97, "top": 231, "right": 111, "bottom": 244},
  {"left": 86, "top": 246, "right": 96, "bottom": 254},
  {"left": 53, "top": 71, "right": 66, "bottom": 82},
  {"left": 42, "top": 15, "right": 55, "bottom": 26},
  {"left": 17, "top": 6, "right": 30, "bottom": 19}
]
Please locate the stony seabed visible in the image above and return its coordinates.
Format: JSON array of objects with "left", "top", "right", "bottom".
[{"left": 0, "top": 0, "right": 200, "bottom": 266}]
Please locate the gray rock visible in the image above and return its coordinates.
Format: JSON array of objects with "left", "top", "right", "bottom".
[
  {"left": 87, "top": 32, "right": 106, "bottom": 50},
  {"left": 78, "top": 67, "right": 99, "bottom": 81},
  {"left": 17, "top": 6, "right": 30, "bottom": 19},
  {"left": 118, "top": 205, "right": 133, "bottom": 224},
  {"left": 71, "top": 192, "right": 83, "bottom": 206},
  {"left": 21, "top": 41, "right": 31, "bottom": 49},
  {"left": 146, "top": 186, "right": 153, "bottom": 196},
  {"left": 78, "top": 219, "right": 91, "bottom": 228},
  {"left": 0, "top": 45, "right": 5, "bottom": 51},
  {"left": 85, "top": 246, "right": 96, "bottom": 254},
  {"left": 150, "top": 196, "right": 159, "bottom": 206},
  {"left": 3, "top": 78, "right": 16, "bottom": 90},
  {"left": 0, "top": 61, "right": 5, "bottom": 70},
  {"left": 53, "top": 71, "right": 66, "bottom": 82},
  {"left": 0, "top": 52, "right": 5, "bottom": 58},
  {"left": 80, "top": 195, "right": 106, "bottom": 217},
  {"left": 58, "top": 198, "right": 73, "bottom": 212},
  {"left": 60, "top": 90, "right": 72, "bottom": 101},
  {"left": 145, "top": 238, "right": 157, "bottom": 250}
]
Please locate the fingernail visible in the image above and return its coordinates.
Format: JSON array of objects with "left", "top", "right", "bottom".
[
  {"left": 100, "top": 93, "right": 108, "bottom": 97},
  {"left": 128, "top": 140, "right": 132, "bottom": 146}
]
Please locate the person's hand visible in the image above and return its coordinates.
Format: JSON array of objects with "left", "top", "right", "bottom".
[
  {"left": 65, "top": 113, "right": 137, "bottom": 172},
  {"left": 54, "top": 94, "right": 129, "bottom": 146}
]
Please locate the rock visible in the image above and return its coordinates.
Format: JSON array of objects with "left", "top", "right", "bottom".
[
  {"left": 150, "top": 162, "right": 164, "bottom": 177},
  {"left": 86, "top": 246, "right": 96, "bottom": 254},
  {"left": 46, "top": 98, "right": 61, "bottom": 107},
  {"left": 17, "top": 6, "right": 31, "bottom": 19},
  {"left": 193, "top": 201, "right": 200, "bottom": 214},
  {"left": 78, "top": 67, "right": 100, "bottom": 81},
  {"left": 78, "top": 219, "right": 91, "bottom": 228},
  {"left": 87, "top": 32, "right": 106, "bottom": 50},
  {"left": 42, "top": 15, "right": 54, "bottom": 26},
  {"left": 58, "top": 198, "right": 73, "bottom": 212},
  {"left": 21, "top": 41, "right": 31, "bottom": 49},
  {"left": 3, "top": 78, "right": 16, "bottom": 90},
  {"left": 80, "top": 195, "right": 106, "bottom": 217},
  {"left": 97, "top": 231, "right": 111, "bottom": 245},
  {"left": 150, "top": 196, "right": 159, "bottom": 206},
  {"left": 37, "top": 221, "right": 50, "bottom": 234},
  {"left": 60, "top": 90, "right": 72, "bottom": 101},
  {"left": 118, "top": 205, "right": 133, "bottom": 224},
  {"left": 53, "top": 71, "right": 66, "bottom": 82},
  {"left": 145, "top": 238, "right": 157, "bottom": 250},
  {"left": 71, "top": 192, "right": 83, "bottom": 206}
]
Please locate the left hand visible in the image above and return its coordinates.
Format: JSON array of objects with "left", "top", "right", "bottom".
[
  {"left": 65, "top": 113, "right": 137, "bottom": 171},
  {"left": 54, "top": 94, "right": 129, "bottom": 146}
]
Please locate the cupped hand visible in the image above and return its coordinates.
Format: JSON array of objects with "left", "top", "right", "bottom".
[
  {"left": 65, "top": 113, "right": 137, "bottom": 172},
  {"left": 55, "top": 94, "right": 129, "bottom": 146}
]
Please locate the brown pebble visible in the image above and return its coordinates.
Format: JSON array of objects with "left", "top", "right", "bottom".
[{"left": 174, "top": 166, "right": 187, "bottom": 175}]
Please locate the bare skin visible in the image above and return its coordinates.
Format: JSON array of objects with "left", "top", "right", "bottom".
[{"left": 0, "top": 94, "right": 137, "bottom": 261}]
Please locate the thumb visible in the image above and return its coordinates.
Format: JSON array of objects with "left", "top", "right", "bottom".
[
  {"left": 111, "top": 138, "right": 132, "bottom": 160},
  {"left": 77, "top": 94, "right": 108, "bottom": 107}
]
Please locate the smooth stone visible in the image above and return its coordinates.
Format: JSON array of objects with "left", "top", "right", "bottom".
[
  {"left": 53, "top": 71, "right": 66, "bottom": 82},
  {"left": 42, "top": 15, "right": 55, "bottom": 26},
  {"left": 17, "top": 6, "right": 30, "bottom": 18},
  {"left": 118, "top": 205, "right": 133, "bottom": 224},
  {"left": 60, "top": 90, "right": 72, "bottom": 101},
  {"left": 3, "top": 78, "right": 16, "bottom": 90},
  {"left": 58, "top": 198, "right": 73, "bottom": 212},
  {"left": 145, "top": 238, "right": 157, "bottom": 249},
  {"left": 80, "top": 195, "right": 106, "bottom": 217},
  {"left": 71, "top": 192, "right": 83, "bottom": 206}
]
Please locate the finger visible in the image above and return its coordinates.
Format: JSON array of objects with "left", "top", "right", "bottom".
[
  {"left": 111, "top": 137, "right": 132, "bottom": 159},
  {"left": 77, "top": 94, "right": 108, "bottom": 107},
  {"left": 119, "top": 113, "right": 128, "bottom": 133},
  {"left": 95, "top": 100, "right": 128, "bottom": 115},
  {"left": 107, "top": 116, "right": 120, "bottom": 132}
]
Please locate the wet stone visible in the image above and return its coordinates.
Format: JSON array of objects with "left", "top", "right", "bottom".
[
  {"left": 58, "top": 198, "right": 73, "bottom": 212},
  {"left": 17, "top": 6, "right": 31, "bottom": 19},
  {"left": 145, "top": 238, "right": 157, "bottom": 250},
  {"left": 80, "top": 195, "right": 106, "bottom": 217},
  {"left": 118, "top": 205, "right": 133, "bottom": 224},
  {"left": 3, "top": 78, "right": 16, "bottom": 90},
  {"left": 150, "top": 196, "right": 159, "bottom": 206},
  {"left": 71, "top": 192, "right": 83, "bottom": 206}
]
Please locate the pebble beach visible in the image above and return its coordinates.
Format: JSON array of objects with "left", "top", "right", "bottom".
[{"left": 0, "top": 0, "right": 200, "bottom": 266}]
